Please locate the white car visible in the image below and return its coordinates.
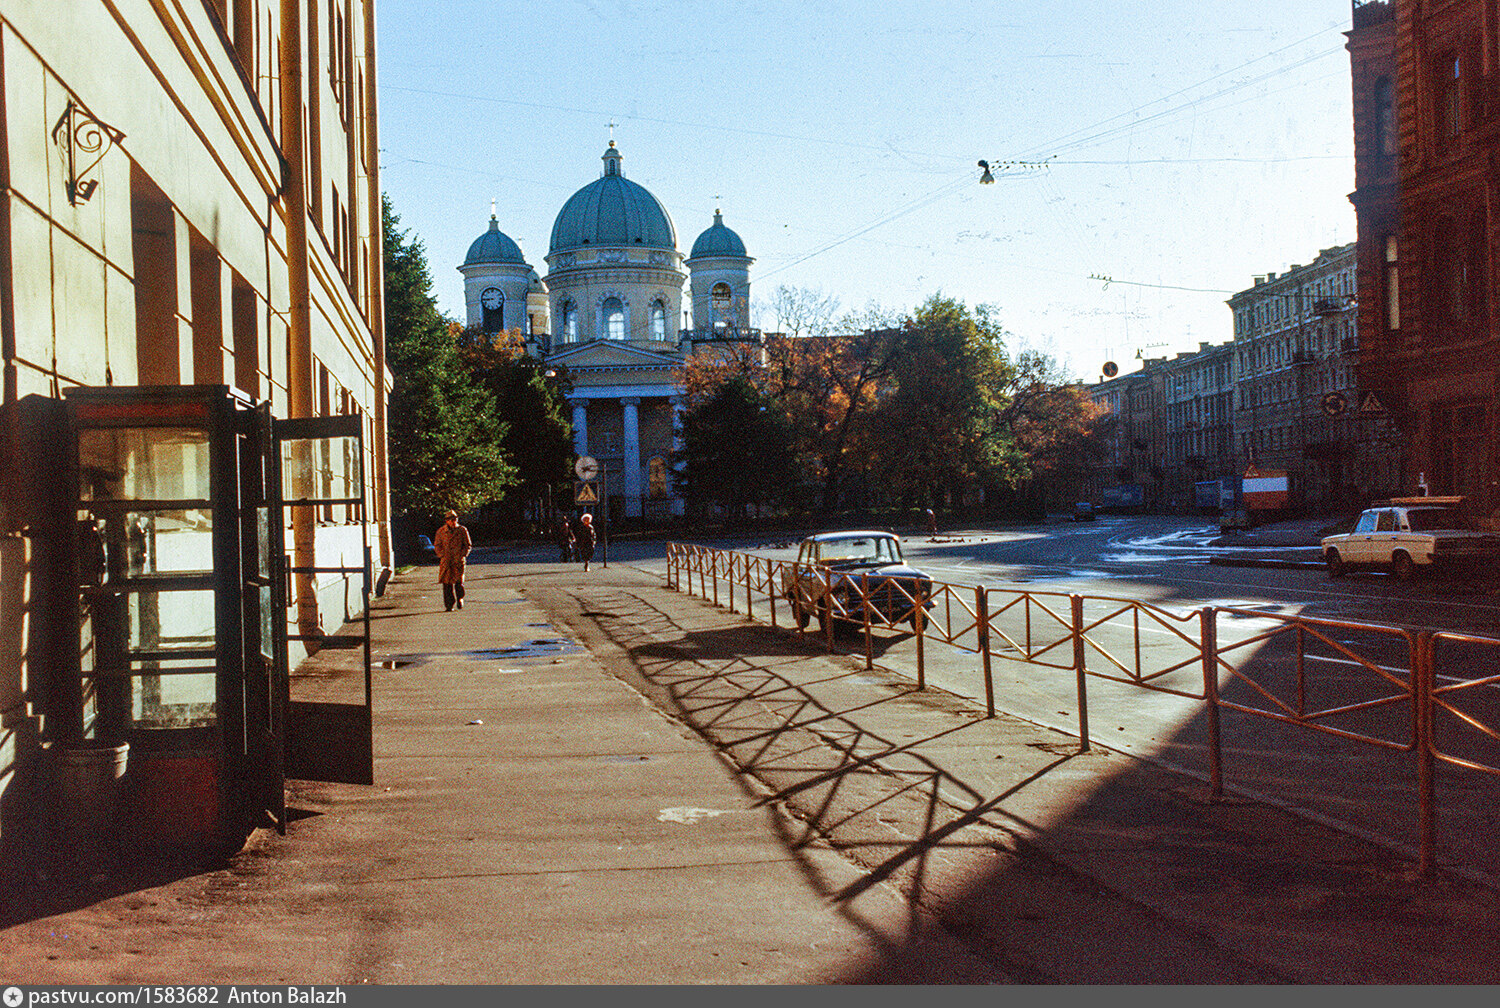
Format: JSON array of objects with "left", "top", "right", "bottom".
[
  {"left": 1321, "top": 499, "right": 1500, "bottom": 580},
  {"left": 781, "top": 531, "right": 934, "bottom": 630}
]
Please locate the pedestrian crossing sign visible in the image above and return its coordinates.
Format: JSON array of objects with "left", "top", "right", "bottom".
[{"left": 574, "top": 481, "right": 598, "bottom": 503}]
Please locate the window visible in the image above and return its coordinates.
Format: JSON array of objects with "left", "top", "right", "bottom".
[
  {"left": 481, "top": 287, "right": 504, "bottom": 333},
  {"left": 1432, "top": 215, "right": 1483, "bottom": 328},
  {"left": 711, "top": 282, "right": 732, "bottom": 329},
  {"left": 1375, "top": 509, "right": 1395, "bottom": 532},
  {"left": 1434, "top": 53, "right": 1461, "bottom": 139},
  {"left": 1383, "top": 234, "right": 1399, "bottom": 333},
  {"left": 562, "top": 301, "right": 578, "bottom": 341},
  {"left": 650, "top": 301, "right": 667, "bottom": 341},
  {"left": 603, "top": 297, "right": 625, "bottom": 339},
  {"left": 1374, "top": 77, "right": 1396, "bottom": 160}
]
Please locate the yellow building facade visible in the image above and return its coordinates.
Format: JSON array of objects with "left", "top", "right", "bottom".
[{"left": 0, "top": 0, "right": 390, "bottom": 875}]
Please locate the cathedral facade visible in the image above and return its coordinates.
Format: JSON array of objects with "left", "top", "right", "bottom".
[{"left": 459, "top": 142, "right": 757, "bottom": 520}]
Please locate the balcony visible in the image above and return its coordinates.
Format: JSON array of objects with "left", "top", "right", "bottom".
[{"left": 1292, "top": 351, "right": 1317, "bottom": 365}]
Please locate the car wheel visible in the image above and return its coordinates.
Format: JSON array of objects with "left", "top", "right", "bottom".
[
  {"left": 1392, "top": 552, "right": 1415, "bottom": 581},
  {"left": 1326, "top": 550, "right": 1345, "bottom": 578}
]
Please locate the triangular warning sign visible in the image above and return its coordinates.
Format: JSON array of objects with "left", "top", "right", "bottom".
[
  {"left": 1358, "top": 392, "right": 1387, "bottom": 414},
  {"left": 574, "top": 481, "right": 598, "bottom": 503}
]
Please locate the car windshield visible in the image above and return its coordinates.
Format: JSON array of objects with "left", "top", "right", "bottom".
[
  {"left": 1406, "top": 508, "right": 1471, "bottom": 531},
  {"left": 817, "top": 537, "right": 901, "bottom": 566}
]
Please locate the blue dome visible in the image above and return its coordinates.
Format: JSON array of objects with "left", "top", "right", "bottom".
[
  {"left": 690, "top": 210, "right": 747, "bottom": 259},
  {"left": 464, "top": 216, "right": 526, "bottom": 265},
  {"left": 549, "top": 143, "right": 676, "bottom": 255}
]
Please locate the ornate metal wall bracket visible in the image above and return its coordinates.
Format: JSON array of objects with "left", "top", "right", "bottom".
[{"left": 51, "top": 100, "right": 125, "bottom": 206}]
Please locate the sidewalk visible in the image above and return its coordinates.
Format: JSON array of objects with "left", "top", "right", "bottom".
[{"left": 3, "top": 558, "right": 1499, "bottom": 983}]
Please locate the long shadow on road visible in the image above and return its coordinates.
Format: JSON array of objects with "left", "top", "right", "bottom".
[{"left": 532, "top": 577, "right": 1316, "bottom": 983}]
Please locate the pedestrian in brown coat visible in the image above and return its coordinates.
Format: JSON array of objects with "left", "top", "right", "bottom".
[{"left": 434, "top": 509, "right": 472, "bottom": 611}]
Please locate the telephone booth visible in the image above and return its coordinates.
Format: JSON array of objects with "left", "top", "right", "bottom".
[{"left": 58, "top": 384, "right": 372, "bottom": 852}]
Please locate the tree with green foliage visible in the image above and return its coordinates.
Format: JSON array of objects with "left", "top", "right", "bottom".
[
  {"left": 383, "top": 195, "right": 513, "bottom": 517},
  {"left": 868, "top": 295, "right": 1014, "bottom": 507},
  {"left": 672, "top": 376, "right": 798, "bottom": 515},
  {"left": 454, "top": 325, "right": 574, "bottom": 521}
]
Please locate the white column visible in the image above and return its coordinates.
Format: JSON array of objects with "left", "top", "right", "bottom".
[
  {"left": 570, "top": 398, "right": 588, "bottom": 458},
  {"left": 622, "top": 397, "right": 642, "bottom": 517},
  {"left": 670, "top": 396, "right": 686, "bottom": 516}
]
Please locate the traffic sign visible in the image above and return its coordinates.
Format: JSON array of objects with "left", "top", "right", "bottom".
[
  {"left": 574, "top": 455, "right": 599, "bottom": 480},
  {"left": 574, "top": 481, "right": 598, "bottom": 503},
  {"left": 1320, "top": 391, "right": 1348, "bottom": 417},
  {"left": 1358, "top": 392, "right": 1387, "bottom": 414}
]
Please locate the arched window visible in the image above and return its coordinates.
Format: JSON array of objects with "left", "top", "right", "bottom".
[
  {"left": 711, "top": 282, "right": 732, "bottom": 329},
  {"left": 650, "top": 301, "right": 667, "bottom": 341},
  {"left": 484, "top": 291, "right": 505, "bottom": 334},
  {"left": 603, "top": 297, "right": 625, "bottom": 339},
  {"left": 562, "top": 301, "right": 578, "bottom": 342}
]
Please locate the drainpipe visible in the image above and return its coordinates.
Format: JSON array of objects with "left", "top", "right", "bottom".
[
  {"left": 280, "top": 0, "right": 319, "bottom": 641},
  {"left": 362, "top": 0, "right": 393, "bottom": 585}
]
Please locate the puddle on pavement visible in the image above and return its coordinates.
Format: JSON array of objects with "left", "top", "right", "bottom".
[
  {"left": 463, "top": 638, "right": 583, "bottom": 661},
  {"left": 375, "top": 655, "right": 428, "bottom": 670}
]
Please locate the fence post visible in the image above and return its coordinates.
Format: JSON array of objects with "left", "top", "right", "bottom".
[
  {"left": 977, "top": 586, "right": 994, "bottom": 717},
  {"left": 1415, "top": 631, "right": 1435, "bottom": 878},
  {"left": 823, "top": 571, "right": 834, "bottom": 653},
  {"left": 861, "top": 573, "right": 873, "bottom": 669},
  {"left": 744, "top": 554, "right": 753, "bottom": 620},
  {"left": 1201, "top": 607, "right": 1222, "bottom": 797},
  {"left": 915, "top": 582, "right": 926, "bottom": 691},
  {"left": 768, "top": 558, "right": 778, "bottom": 629},
  {"left": 711, "top": 553, "right": 719, "bottom": 607},
  {"left": 720, "top": 552, "right": 732, "bottom": 615},
  {"left": 1072, "top": 594, "right": 1089, "bottom": 752}
]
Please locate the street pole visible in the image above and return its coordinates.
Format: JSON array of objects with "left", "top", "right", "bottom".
[{"left": 600, "top": 467, "right": 608, "bottom": 568}]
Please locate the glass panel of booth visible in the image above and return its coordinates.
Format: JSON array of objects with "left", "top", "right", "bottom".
[
  {"left": 78, "top": 427, "right": 211, "bottom": 501},
  {"left": 281, "top": 435, "right": 363, "bottom": 519},
  {"left": 75, "top": 424, "right": 220, "bottom": 733}
]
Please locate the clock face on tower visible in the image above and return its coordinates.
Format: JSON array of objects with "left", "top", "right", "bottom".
[{"left": 481, "top": 287, "right": 503, "bottom": 310}]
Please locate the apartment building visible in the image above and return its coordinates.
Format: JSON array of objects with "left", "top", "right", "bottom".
[{"left": 0, "top": 0, "right": 389, "bottom": 875}]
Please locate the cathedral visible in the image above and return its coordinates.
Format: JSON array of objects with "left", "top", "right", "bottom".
[{"left": 458, "top": 141, "right": 758, "bottom": 520}]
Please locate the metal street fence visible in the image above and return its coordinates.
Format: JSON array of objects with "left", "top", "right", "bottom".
[{"left": 665, "top": 541, "right": 1500, "bottom": 877}]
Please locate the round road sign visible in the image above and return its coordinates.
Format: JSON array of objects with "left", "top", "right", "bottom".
[
  {"left": 574, "top": 455, "right": 599, "bottom": 481},
  {"left": 1320, "top": 392, "right": 1348, "bottom": 418}
]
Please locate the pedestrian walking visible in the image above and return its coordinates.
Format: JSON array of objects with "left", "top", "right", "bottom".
[
  {"left": 925, "top": 508, "right": 937, "bottom": 538},
  {"left": 576, "top": 512, "right": 597, "bottom": 572},
  {"left": 555, "top": 516, "right": 575, "bottom": 562},
  {"left": 433, "top": 509, "right": 472, "bottom": 611}
]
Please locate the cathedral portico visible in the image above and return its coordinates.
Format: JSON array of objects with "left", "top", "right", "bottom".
[{"left": 565, "top": 385, "right": 678, "bottom": 517}]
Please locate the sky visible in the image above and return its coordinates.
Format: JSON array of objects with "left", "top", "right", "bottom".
[{"left": 375, "top": 0, "right": 1358, "bottom": 382}]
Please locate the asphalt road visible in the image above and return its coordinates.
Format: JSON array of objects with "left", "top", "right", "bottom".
[{"left": 501, "top": 515, "right": 1500, "bottom": 880}]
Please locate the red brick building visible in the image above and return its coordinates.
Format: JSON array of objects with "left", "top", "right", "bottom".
[{"left": 1348, "top": 0, "right": 1499, "bottom": 511}]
